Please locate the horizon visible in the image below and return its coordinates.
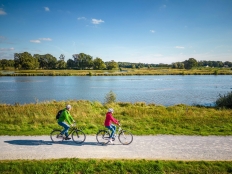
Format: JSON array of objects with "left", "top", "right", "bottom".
[{"left": 0, "top": 0, "right": 232, "bottom": 64}]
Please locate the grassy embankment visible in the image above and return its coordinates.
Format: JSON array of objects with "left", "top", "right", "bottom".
[
  {"left": 1, "top": 86, "right": 232, "bottom": 173},
  {"left": 0, "top": 100, "right": 232, "bottom": 136},
  {"left": 1, "top": 67, "right": 232, "bottom": 76}
]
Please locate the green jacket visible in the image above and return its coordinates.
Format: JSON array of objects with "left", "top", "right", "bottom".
[{"left": 57, "top": 108, "right": 74, "bottom": 125}]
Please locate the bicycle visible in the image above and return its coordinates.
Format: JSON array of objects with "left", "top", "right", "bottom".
[
  {"left": 96, "top": 123, "right": 133, "bottom": 145},
  {"left": 50, "top": 123, "right": 86, "bottom": 144}
]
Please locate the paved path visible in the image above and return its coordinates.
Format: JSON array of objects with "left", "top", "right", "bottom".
[{"left": 0, "top": 135, "right": 232, "bottom": 161}]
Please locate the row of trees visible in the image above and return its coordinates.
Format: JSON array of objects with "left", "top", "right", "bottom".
[
  {"left": 0, "top": 52, "right": 231, "bottom": 70},
  {"left": 172, "top": 58, "right": 232, "bottom": 69},
  {"left": 5, "top": 52, "right": 118, "bottom": 70}
]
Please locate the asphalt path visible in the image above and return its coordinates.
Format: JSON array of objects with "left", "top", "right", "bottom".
[{"left": 0, "top": 135, "right": 232, "bottom": 161}]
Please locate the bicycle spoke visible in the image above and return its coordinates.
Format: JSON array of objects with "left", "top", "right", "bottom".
[
  {"left": 96, "top": 130, "right": 110, "bottom": 144},
  {"left": 72, "top": 130, "right": 86, "bottom": 144},
  {"left": 119, "top": 130, "right": 133, "bottom": 145},
  {"left": 50, "top": 130, "right": 64, "bottom": 143}
]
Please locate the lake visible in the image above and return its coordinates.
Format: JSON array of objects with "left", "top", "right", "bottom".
[{"left": 0, "top": 75, "right": 231, "bottom": 106}]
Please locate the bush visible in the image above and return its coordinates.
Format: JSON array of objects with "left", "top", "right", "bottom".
[
  {"left": 104, "top": 90, "right": 116, "bottom": 104},
  {"left": 216, "top": 91, "right": 232, "bottom": 108}
]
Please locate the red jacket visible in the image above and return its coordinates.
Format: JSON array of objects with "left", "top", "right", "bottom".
[{"left": 104, "top": 112, "right": 118, "bottom": 126}]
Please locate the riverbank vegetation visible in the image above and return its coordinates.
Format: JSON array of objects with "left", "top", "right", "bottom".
[
  {"left": 0, "top": 158, "right": 232, "bottom": 174},
  {"left": 1, "top": 67, "right": 232, "bottom": 76},
  {"left": 0, "top": 100, "right": 231, "bottom": 136},
  {"left": 1, "top": 52, "right": 232, "bottom": 70}
]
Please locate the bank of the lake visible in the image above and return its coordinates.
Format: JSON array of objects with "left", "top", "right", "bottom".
[{"left": 1, "top": 100, "right": 231, "bottom": 136}]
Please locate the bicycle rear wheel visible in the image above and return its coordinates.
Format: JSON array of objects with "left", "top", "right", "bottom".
[
  {"left": 72, "top": 130, "right": 86, "bottom": 144},
  {"left": 50, "top": 130, "right": 64, "bottom": 143},
  {"left": 96, "top": 130, "right": 110, "bottom": 144},
  {"left": 118, "top": 130, "right": 133, "bottom": 145}
]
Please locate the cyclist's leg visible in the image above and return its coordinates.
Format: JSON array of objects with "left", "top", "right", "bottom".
[
  {"left": 106, "top": 124, "right": 116, "bottom": 138},
  {"left": 58, "top": 122, "right": 70, "bottom": 137},
  {"left": 111, "top": 124, "right": 116, "bottom": 138}
]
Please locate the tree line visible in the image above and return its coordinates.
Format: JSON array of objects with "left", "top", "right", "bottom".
[{"left": 0, "top": 52, "right": 231, "bottom": 70}]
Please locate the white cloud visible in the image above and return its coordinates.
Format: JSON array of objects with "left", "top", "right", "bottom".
[
  {"left": 30, "top": 38, "right": 52, "bottom": 43},
  {"left": 0, "top": 47, "right": 14, "bottom": 51},
  {"left": 92, "top": 19, "right": 104, "bottom": 24},
  {"left": 78, "top": 17, "right": 86, "bottom": 20},
  {"left": 175, "top": 46, "right": 185, "bottom": 49},
  {"left": 44, "top": 7, "right": 50, "bottom": 11},
  {"left": 30, "top": 40, "right": 41, "bottom": 43},
  {"left": 0, "top": 8, "right": 6, "bottom": 15},
  {"left": 150, "top": 30, "right": 155, "bottom": 33},
  {"left": 39, "top": 38, "right": 52, "bottom": 41}
]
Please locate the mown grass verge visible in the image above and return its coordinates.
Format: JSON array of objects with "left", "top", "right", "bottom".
[
  {"left": 0, "top": 100, "right": 231, "bottom": 136},
  {"left": 0, "top": 158, "right": 232, "bottom": 174}
]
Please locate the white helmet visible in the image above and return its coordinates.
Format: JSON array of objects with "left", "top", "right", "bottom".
[
  {"left": 66, "top": 105, "right": 71, "bottom": 110},
  {"left": 108, "top": 108, "right": 114, "bottom": 113}
]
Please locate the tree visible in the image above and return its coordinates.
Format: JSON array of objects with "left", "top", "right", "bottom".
[
  {"left": 106, "top": 60, "right": 118, "bottom": 70},
  {"left": 59, "top": 54, "right": 65, "bottom": 61},
  {"left": 56, "top": 60, "right": 67, "bottom": 69},
  {"left": 93, "top": 57, "right": 106, "bottom": 70},
  {"left": 67, "top": 59, "right": 75, "bottom": 69},
  {"left": 184, "top": 58, "right": 198, "bottom": 69},
  {"left": 0, "top": 59, "right": 14, "bottom": 69},
  {"left": 36, "top": 54, "right": 57, "bottom": 69},
  {"left": 84, "top": 54, "right": 94, "bottom": 69},
  {"left": 73, "top": 53, "right": 93, "bottom": 70},
  {"left": 14, "top": 52, "right": 39, "bottom": 70}
]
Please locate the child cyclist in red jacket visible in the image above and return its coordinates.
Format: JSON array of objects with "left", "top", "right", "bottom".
[{"left": 104, "top": 108, "right": 119, "bottom": 144}]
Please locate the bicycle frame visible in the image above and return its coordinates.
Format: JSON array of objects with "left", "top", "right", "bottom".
[
  {"left": 50, "top": 123, "right": 86, "bottom": 144},
  {"left": 96, "top": 124, "right": 133, "bottom": 145},
  {"left": 105, "top": 125, "right": 121, "bottom": 135}
]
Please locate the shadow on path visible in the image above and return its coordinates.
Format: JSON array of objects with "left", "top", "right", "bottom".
[{"left": 4, "top": 140, "right": 103, "bottom": 146}]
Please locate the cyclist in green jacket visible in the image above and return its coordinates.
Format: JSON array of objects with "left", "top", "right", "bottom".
[{"left": 57, "top": 105, "right": 75, "bottom": 140}]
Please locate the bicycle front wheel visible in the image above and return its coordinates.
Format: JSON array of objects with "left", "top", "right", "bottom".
[
  {"left": 96, "top": 130, "right": 110, "bottom": 144},
  {"left": 118, "top": 130, "right": 133, "bottom": 145},
  {"left": 50, "top": 130, "right": 64, "bottom": 143},
  {"left": 72, "top": 130, "right": 86, "bottom": 144}
]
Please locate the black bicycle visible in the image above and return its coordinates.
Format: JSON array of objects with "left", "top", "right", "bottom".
[
  {"left": 50, "top": 123, "right": 86, "bottom": 144},
  {"left": 96, "top": 123, "right": 133, "bottom": 145}
]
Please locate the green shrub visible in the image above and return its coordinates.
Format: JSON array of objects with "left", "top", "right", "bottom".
[
  {"left": 104, "top": 90, "right": 116, "bottom": 104},
  {"left": 216, "top": 91, "right": 232, "bottom": 108}
]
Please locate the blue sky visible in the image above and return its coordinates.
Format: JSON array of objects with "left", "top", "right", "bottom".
[{"left": 0, "top": 0, "right": 232, "bottom": 64}]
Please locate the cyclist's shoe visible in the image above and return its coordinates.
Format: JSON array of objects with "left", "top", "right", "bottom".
[
  {"left": 57, "top": 134, "right": 64, "bottom": 139},
  {"left": 65, "top": 137, "right": 71, "bottom": 140},
  {"left": 108, "top": 139, "right": 113, "bottom": 144},
  {"left": 112, "top": 135, "right": 116, "bottom": 141}
]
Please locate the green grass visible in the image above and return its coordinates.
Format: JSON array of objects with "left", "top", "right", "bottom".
[
  {"left": 0, "top": 159, "right": 231, "bottom": 174},
  {"left": 1, "top": 100, "right": 232, "bottom": 173},
  {"left": 1, "top": 67, "right": 232, "bottom": 76},
  {"left": 0, "top": 100, "right": 231, "bottom": 136}
]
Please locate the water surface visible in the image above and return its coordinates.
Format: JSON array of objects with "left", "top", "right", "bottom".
[{"left": 0, "top": 75, "right": 231, "bottom": 106}]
